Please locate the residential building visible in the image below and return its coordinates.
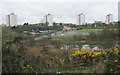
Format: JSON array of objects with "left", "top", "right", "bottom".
[
  {"left": 118, "top": 1, "right": 120, "bottom": 21},
  {"left": 105, "top": 14, "right": 113, "bottom": 24},
  {"left": 76, "top": 13, "right": 85, "bottom": 25},
  {"left": 41, "top": 14, "right": 53, "bottom": 26},
  {"left": 6, "top": 13, "right": 17, "bottom": 26}
]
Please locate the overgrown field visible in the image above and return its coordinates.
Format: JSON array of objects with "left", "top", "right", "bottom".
[{"left": 2, "top": 26, "right": 120, "bottom": 73}]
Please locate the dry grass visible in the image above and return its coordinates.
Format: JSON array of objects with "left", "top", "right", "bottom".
[{"left": 27, "top": 46, "right": 40, "bottom": 57}]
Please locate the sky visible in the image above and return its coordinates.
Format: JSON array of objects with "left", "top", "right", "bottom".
[{"left": 0, "top": 0, "right": 119, "bottom": 24}]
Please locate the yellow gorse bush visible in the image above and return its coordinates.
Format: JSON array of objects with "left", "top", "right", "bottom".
[
  {"left": 70, "top": 50, "right": 102, "bottom": 59},
  {"left": 72, "top": 50, "right": 89, "bottom": 56},
  {"left": 69, "top": 47, "right": 120, "bottom": 61},
  {"left": 67, "top": 47, "right": 120, "bottom": 73},
  {"left": 113, "top": 47, "right": 120, "bottom": 55}
]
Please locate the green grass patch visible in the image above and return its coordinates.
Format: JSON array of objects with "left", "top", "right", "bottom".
[
  {"left": 52, "top": 36, "right": 66, "bottom": 40},
  {"left": 77, "top": 29, "right": 102, "bottom": 33}
]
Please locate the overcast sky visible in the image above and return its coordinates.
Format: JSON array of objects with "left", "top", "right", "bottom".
[{"left": 0, "top": 0, "right": 119, "bottom": 24}]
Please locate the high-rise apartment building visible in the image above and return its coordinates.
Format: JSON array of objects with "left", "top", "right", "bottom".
[
  {"left": 105, "top": 14, "right": 113, "bottom": 24},
  {"left": 41, "top": 14, "right": 53, "bottom": 26},
  {"left": 118, "top": 1, "right": 120, "bottom": 21},
  {"left": 6, "top": 13, "right": 17, "bottom": 26},
  {"left": 76, "top": 13, "right": 85, "bottom": 25}
]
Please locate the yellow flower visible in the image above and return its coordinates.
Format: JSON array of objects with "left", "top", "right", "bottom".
[
  {"left": 114, "top": 59, "right": 118, "bottom": 63},
  {"left": 114, "top": 47, "right": 120, "bottom": 55}
]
